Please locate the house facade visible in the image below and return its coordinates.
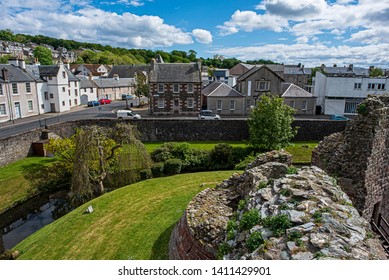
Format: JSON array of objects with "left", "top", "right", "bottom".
[
  {"left": 149, "top": 60, "right": 202, "bottom": 115},
  {"left": 202, "top": 81, "right": 245, "bottom": 116},
  {"left": 314, "top": 65, "right": 388, "bottom": 115},
  {"left": 70, "top": 64, "right": 111, "bottom": 79},
  {"left": 79, "top": 79, "right": 98, "bottom": 104},
  {"left": 0, "top": 61, "right": 39, "bottom": 122},
  {"left": 236, "top": 65, "right": 285, "bottom": 114},
  {"left": 93, "top": 78, "right": 135, "bottom": 100},
  {"left": 281, "top": 83, "right": 316, "bottom": 115}
]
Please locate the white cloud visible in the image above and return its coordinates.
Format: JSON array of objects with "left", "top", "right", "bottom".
[
  {"left": 0, "top": 2, "right": 194, "bottom": 48},
  {"left": 117, "top": 0, "right": 147, "bottom": 7},
  {"left": 295, "top": 36, "right": 309, "bottom": 44},
  {"left": 261, "top": 0, "right": 327, "bottom": 18},
  {"left": 192, "top": 29, "right": 212, "bottom": 44},
  {"left": 348, "top": 27, "right": 389, "bottom": 44},
  {"left": 209, "top": 43, "right": 389, "bottom": 68}
]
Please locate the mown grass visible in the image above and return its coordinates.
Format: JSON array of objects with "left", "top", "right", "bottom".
[
  {"left": 14, "top": 170, "right": 238, "bottom": 260},
  {"left": 0, "top": 157, "right": 56, "bottom": 214},
  {"left": 143, "top": 141, "right": 249, "bottom": 153}
]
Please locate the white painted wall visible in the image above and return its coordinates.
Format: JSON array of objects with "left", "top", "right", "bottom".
[{"left": 324, "top": 99, "right": 346, "bottom": 115}]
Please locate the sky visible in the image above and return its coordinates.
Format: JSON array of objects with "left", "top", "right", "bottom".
[{"left": 0, "top": 0, "right": 388, "bottom": 68}]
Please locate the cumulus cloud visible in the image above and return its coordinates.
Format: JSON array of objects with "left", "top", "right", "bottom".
[
  {"left": 209, "top": 43, "right": 389, "bottom": 68},
  {"left": 117, "top": 0, "right": 150, "bottom": 7},
  {"left": 262, "top": 0, "right": 327, "bottom": 18},
  {"left": 192, "top": 29, "right": 212, "bottom": 44},
  {"left": 0, "top": 1, "right": 194, "bottom": 48}
]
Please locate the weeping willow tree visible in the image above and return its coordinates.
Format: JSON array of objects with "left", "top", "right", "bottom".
[{"left": 46, "top": 123, "right": 152, "bottom": 205}]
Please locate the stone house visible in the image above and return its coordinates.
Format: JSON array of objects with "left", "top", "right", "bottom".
[
  {"left": 79, "top": 78, "right": 98, "bottom": 105},
  {"left": 107, "top": 65, "right": 150, "bottom": 79},
  {"left": 0, "top": 60, "right": 39, "bottom": 122},
  {"left": 70, "top": 64, "right": 111, "bottom": 79},
  {"left": 281, "top": 83, "right": 316, "bottom": 115},
  {"left": 93, "top": 77, "right": 135, "bottom": 100},
  {"left": 236, "top": 65, "right": 285, "bottom": 114},
  {"left": 149, "top": 60, "right": 202, "bottom": 115},
  {"left": 283, "top": 66, "right": 313, "bottom": 92},
  {"left": 202, "top": 81, "right": 245, "bottom": 116}
]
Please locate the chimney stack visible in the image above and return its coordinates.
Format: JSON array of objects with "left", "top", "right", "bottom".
[
  {"left": 1, "top": 67, "right": 9, "bottom": 81},
  {"left": 19, "top": 58, "right": 26, "bottom": 70},
  {"left": 8, "top": 56, "right": 19, "bottom": 67},
  {"left": 150, "top": 58, "right": 156, "bottom": 70}
]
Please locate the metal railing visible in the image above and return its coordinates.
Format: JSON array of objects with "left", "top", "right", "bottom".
[{"left": 371, "top": 213, "right": 389, "bottom": 254}]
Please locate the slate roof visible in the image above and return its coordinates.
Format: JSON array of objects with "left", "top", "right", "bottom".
[
  {"left": 93, "top": 78, "right": 135, "bottom": 88},
  {"left": 107, "top": 65, "right": 150, "bottom": 78},
  {"left": 149, "top": 63, "right": 201, "bottom": 83},
  {"left": 281, "top": 83, "right": 315, "bottom": 98},
  {"left": 65, "top": 67, "right": 78, "bottom": 81},
  {"left": 323, "top": 66, "right": 368, "bottom": 77},
  {"left": 0, "top": 64, "right": 35, "bottom": 83},
  {"left": 80, "top": 79, "right": 97, "bottom": 88},
  {"left": 38, "top": 65, "right": 59, "bottom": 77},
  {"left": 202, "top": 81, "right": 243, "bottom": 98},
  {"left": 284, "top": 67, "right": 312, "bottom": 75},
  {"left": 237, "top": 65, "right": 285, "bottom": 81},
  {"left": 25, "top": 65, "right": 45, "bottom": 82}
]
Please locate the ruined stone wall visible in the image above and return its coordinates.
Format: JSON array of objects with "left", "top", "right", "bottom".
[{"left": 312, "top": 95, "right": 389, "bottom": 221}]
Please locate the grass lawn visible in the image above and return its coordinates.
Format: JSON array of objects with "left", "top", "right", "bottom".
[
  {"left": 0, "top": 157, "right": 56, "bottom": 214},
  {"left": 144, "top": 141, "right": 318, "bottom": 164},
  {"left": 14, "top": 170, "right": 238, "bottom": 260}
]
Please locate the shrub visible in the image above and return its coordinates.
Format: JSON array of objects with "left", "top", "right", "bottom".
[
  {"left": 217, "top": 242, "right": 231, "bottom": 260},
  {"left": 139, "top": 169, "right": 152, "bottom": 180},
  {"left": 226, "top": 219, "right": 237, "bottom": 240},
  {"left": 246, "top": 231, "right": 264, "bottom": 252},
  {"left": 209, "top": 143, "right": 234, "bottom": 170},
  {"left": 262, "top": 214, "right": 292, "bottom": 237},
  {"left": 238, "top": 199, "right": 247, "bottom": 211},
  {"left": 357, "top": 103, "right": 368, "bottom": 116},
  {"left": 151, "top": 162, "right": 164, "bottom": 178},
  {"left": 240, "top": 209, "right": 260, "bottom": 231},
  {"left": 231, "top": 146, "right": 252, "bottom": 165},
  {"left": 164, "top": 159, "right": 182, "bottom": 175},
  {"left": 234, "top": 155, "right": 256, "bottom": 170},
  {"left": 287, "top": 166, "right": 298, "bottom": 174}
]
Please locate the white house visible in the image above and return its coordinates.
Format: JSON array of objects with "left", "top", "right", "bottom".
[{"left": 314, "top": 65, "right": 389, "bottom": 115}]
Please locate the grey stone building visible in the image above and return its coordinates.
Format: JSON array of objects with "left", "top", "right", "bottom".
[
  {"left": 202, "top": 81, "right": 245, "bottom": 116},
  {"left": 149, "top": 60, "right": 202, "bottom": 115},
  {"left": 281, "top": 83, "right": 316, "bottom": 115}
]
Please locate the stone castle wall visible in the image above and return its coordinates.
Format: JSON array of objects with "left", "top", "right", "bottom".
[{"left": 312, "top": 95, "right": 389, "bottom": 221}]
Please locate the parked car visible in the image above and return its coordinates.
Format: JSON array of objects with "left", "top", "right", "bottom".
[
  {"left": 330, "top": 114, "right": 349, "bottom": 121},
  {"left": 87, "top": 100, "right": 100, "bottom": 107},
  {"left": 121, "top": 94, "right": 134, "bottom": 100},
  {"left": 99, "top": 98, "right": 112, "bottom": 105},
  {"left": 117, "top": 110, "right": 141, "bottom": 120},
  {"left": 198, "top": 110, "right": 221, "bottom": 120}
]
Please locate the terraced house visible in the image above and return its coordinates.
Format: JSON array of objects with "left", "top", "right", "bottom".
[
  {"left": 149, "top": 59, "right": 202, "bottom": 115},
  {"left": 0, "top": 59, "right": 39, "bottom": 123}
]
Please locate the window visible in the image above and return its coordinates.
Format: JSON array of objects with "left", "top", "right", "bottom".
[
  {"left": 41, "top": 104, "right": 44, "bottom": 109},
  {"left": 28, "top": 100, "right": 33, "bottom": 111},
  {"left": 62, "top": 87, "right": 66, "bottom": 92},
  {"left": 84, "top": 88, "right": 87, "bottom": 92},
  {"left": 187, "top": 98, "right": 194, "bottom": 108},
  {"left": 74, "top": 81, "right": 77, "bottom": 87},
  {"left": 290, "top": 100, "right": 295, "bottom": 108},
  {"left": 49, "top": 93, "right": 54, "bottom": 99},
  {"left": 62, "top": 101, "right": 65, "bottom": 106},
  {"left": 90, "top": 88, "right": 93, "bottom": 93},
  {"left": 75, "top": 89, "right": 78, "bottom": 96},
  {"left": 302, "top": 101, "right": 307, "bottom": 111},
  {"left": 26, "top": 83, "right": 31, "bottom": 93},
  {"left": 158, "top": 84, "right": 164, "bottom": 93},
  {"left": 230, "top": 100, "right": 235, "bottom": 110},
  {"left": 68, "top": 90, "right": 71, "bottom": 96},
  {"left": 345, "top": 100, "right": 362, "bottom": 114},
  {"left": 354, "top": 83, "right": 361, "bottom": 90},
  {"left": 62, "top": 71, "right": 66, "bottom": 78},
  {"left": 69, "top": 100, "right": 72, "bottom": 106},
  {"left": 158, "top": 98, "right": 164, "bottom": 108},
  {"left": 74, "top": 99, "right": 78, "bottom": 105},
  {"left": 368, "top": 83, "right": 386, "bottom": 91},
  {"left": 173, "top": 84, "right": 179, "bottom": 93},
  {"left": 12, "top": 83, "right": 18, "bottom": 94},
  {"left": 217, "top": 100, "right": 222, "bottom": 110},
  {"left": 48, "top": 76, "right": 52, "bottom": 80},
  {"left": 256, "top": 80, "right": 270, "bottom": 91},
  {"left": 0, "top": 85, "right": 3, "bottom": 95},
  {"left": 0, "top": 103, "right": 6, "bottom": 115},
  {"left": 187, "top": 84, "right": 194, "bottom": 93}
]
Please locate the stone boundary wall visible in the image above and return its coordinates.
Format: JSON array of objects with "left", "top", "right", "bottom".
[
  {"left": 0, "top": 119, "right": 346, "bottom": 167},
  {"left": 169, "top": 213, "right": 214, "bottom": 260}
]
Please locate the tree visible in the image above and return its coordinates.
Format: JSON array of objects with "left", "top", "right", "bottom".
[
  {"left": 33, "top": 46, "right": 53, "bottom": 65},
  {"left": 369, "top": 67, "right": 384, "bottom": 77},
  {"left": 248, "top": 94, "right": 298, "bottom": 151},
  {"left": 133, "top": 71, "right": 149, "bottom": 106}
]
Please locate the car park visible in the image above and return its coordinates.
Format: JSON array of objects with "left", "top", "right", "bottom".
[
  {"left": 99, "top": 98, "right": 112, "bottom": 105},
  {"left": 198, "top": 110, "right": 221, "bottom": 120},
  {"left": 87, "top": 100, "right": 100, "bottom": 107},
  {"left": 330, "top": 114, "right": 350, "bottom": 121},
  {"left": 117, "top": 109, "right": 141, "bottom": 120}
]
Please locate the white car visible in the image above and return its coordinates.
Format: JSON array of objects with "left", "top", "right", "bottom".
[
  {"left": 198, "top": 110, "right": 221, "bottom": 120},
  {"left": 117, "top": 109, "right": 141, "bottom": 120}
]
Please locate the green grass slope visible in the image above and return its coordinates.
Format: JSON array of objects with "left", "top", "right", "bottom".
[{"left": 14, "top": 171, "right": 238, "bottom": 260}]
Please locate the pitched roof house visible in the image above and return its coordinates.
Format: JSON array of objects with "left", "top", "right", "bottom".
[
  {"left": 149, "top": 60, "right": 202, "bottom": 115},
  {"left": 281, "top": 83, "right": 316, "bottom": 115},
  {"left": 202, "top": 81, "right": 244, "bottom": 115}
]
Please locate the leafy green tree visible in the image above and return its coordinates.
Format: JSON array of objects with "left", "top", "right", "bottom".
[
  {"left": 33, "top": 46, "right": 53, "bottom": 65},
  {"left": 248, "top": 94, "right": 298, "bottom": 151},
  {"left": 0, "top": 56, "right": 9, "bottom": 64},
  {"left": 369, "top": 67, "right": 384, "bottom": 77},
  {"left": 133, "top": 71, "right": 149, "bottom": 105}
]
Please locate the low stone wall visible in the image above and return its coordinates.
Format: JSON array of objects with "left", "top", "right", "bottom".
[{"left": 0, "top": 118, "right": 346, "bottom": 167}]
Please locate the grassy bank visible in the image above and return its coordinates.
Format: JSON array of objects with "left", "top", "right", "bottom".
[
  {"left": 0, "top": 157, "right": 56, "bottom": 214},
  {"left": 14, "top": 171, "right": 237, "bottom": 259}
]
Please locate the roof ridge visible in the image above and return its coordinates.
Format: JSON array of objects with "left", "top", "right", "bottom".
[{"left": 208, "top": 82, "right": 223, "bottom": 96}]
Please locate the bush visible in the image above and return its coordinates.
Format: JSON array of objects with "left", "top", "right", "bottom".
[
  {"left": 234, "top": 155, "right": 256, "bottom": 170},
  {"left": 357, "top": 103, "right": 368, "bottom": 116},
  {"left": 164, "top": 159, "right": 182, "bottom": 175},
  {"left": 240, "top": 209, "right": 260, "bottom": 231},
  {"left": 262, "top": 214, "right": 292, "bottom": 237},
  {"left": 209, "top": 143, "right": 234, "bottom": 170},
  {"left": 139, "top": 169, "right": 152, "bottom": 180},
  {"left": 151, "top": 162, "right": 164, "bottom": 178},
  {"left": 246, "top": 231, "right": 264, "bottom": 252},
  {"left": 217, "top": 242, "right": 231, "bottom": 260}
]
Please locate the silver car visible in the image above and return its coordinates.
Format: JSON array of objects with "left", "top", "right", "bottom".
[{"left": 198, "top": 110, "right": 221, "bottom": 120}]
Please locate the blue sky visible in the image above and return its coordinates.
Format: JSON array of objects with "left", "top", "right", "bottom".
[{"left": 0, "top": 0, "right": 388, "bottom": 67}]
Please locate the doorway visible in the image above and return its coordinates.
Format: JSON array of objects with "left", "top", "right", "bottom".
[
  {"left": 14, "top": 102, "right": 21, "bottom": 119},
  {"left": 50, "top": 103, "right": 56, "bottom": 113},
  {"left": 173, "top": 98, "right": 180, "bottom": 114}
]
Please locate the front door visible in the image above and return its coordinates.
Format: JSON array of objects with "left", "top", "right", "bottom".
[
  {"left": 50, "top": 103, "right": 56, "bottom": 113},
  {"left": 173, "top": 98, "right": 180, "bottom": 114},
  {"left": 14, "top": 102, "right": 21, "bottom": 119}
]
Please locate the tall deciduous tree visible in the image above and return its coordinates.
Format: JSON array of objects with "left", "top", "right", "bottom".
[
  {"left": 248, "top": 94, "right": 298, "bottom": 151},
  {"left": 369, "top": 67, "right": 384, "bottom": 77},
  {"left": 133, "top": 71, "right": 149, "bottom": 106},
  {"left": 33, "top": 46, "right": 53, "bottom": 65}
]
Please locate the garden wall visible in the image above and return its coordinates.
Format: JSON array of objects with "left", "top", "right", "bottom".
[{"left": 0, "top": 119, "right": 346, "bottom": 167}]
